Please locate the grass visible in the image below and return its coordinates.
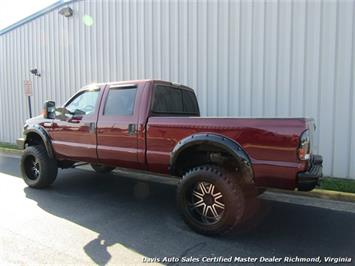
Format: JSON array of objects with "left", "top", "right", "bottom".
[
  {"left": 0, "top": 142, "right": 20, "bottom": 150},
  {"left": 319, "top": 177, "right": 355, "bottom": 194}
]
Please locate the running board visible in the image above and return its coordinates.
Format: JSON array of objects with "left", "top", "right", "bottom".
[
  {"left": 72, "top": 162, "right": 89, "bottom": 168},
  {"left": 77, "top": 164, "right": 180, "bottom": 186},
  {"left": 111, "top": 168, "right": 180, "bottom": 186}
]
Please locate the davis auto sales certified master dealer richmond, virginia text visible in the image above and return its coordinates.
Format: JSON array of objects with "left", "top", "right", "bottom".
[{"left": 143, "top": 256, "right": 352, "bottom": 264}]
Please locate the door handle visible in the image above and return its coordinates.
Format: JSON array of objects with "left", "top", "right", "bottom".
[
  {"left": 85, "top": 122, "right": 96, "bottom": 133},
  {"left": 128, "top": 124, "right": 137, "bottom": 135}
]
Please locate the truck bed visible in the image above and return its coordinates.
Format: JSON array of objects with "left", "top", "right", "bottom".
[{"left": 146, "top": 116, "right": 308, "bottom": 189}]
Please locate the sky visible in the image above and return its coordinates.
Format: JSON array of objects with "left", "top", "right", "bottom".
[{"left": 0, "top": 0, "right": 58, "bottom": 30}]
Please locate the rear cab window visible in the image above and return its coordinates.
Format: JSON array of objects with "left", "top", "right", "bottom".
[{"left": 151, "top": 85, "right": 199, "bottom": 116}]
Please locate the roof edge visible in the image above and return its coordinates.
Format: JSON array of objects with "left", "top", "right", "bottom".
[{"left": 0, "top": 0, "right": 79, "bottom": 36}]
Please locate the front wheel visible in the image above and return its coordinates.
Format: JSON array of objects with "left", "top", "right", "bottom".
[
  {"left": 177, "top": 165, "right": 248, "bottom": 236},
  {"left": 20, "top": 145, "right": 58, "bottom": 188}
]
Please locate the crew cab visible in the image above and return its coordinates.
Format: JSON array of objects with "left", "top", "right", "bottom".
[{"left": 17, "top": 79, "right": 323, "bottom": 235}]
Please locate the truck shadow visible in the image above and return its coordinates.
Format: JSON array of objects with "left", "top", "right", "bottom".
[{"left": 24, "top": 169, "right": 355, "bottom": 265}]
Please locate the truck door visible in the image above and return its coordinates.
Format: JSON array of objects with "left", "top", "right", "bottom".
[
  {"left": 96, "top": 84, "right": 141, "bottom": 169},
  {"left": 43, "top": 85, "right": 103, "bottom": 162}
]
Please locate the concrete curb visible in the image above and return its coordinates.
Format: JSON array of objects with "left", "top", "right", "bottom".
[
  {"left": 0, "top": 148, "right": 354, "bottom": 203},
  {"left": 269, "top": 188, "right": 355, "bottom": 203},
  {"left": 0, "top": 148, "right": 23, "bottom": 156},
  {"left": 305, "top": 188, "right": 355, "bottom": 202}
]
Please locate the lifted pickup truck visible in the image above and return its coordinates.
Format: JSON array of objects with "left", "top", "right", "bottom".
[{"left": 17, "top": 79, "right": 322, "bottom": 235}]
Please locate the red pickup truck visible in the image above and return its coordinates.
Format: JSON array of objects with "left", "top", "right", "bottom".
[{"left": 17, "top": 79, "right": 322, "bottom": 235}]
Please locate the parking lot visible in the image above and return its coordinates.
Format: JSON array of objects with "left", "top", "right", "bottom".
[{"left": 0, "top": 154, "right": 354, "bottom": 265}]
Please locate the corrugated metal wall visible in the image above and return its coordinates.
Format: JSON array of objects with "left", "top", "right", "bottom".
[{"left": 0, "top": 0, "right": 354, "bottom": 179}]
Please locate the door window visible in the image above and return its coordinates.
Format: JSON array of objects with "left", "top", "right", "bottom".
[
  {"left": 66, "top": 90, "right": 100, "bottom": 115},
  {"left": 104, "top": 87, "right": 137, "bottom": 116}
]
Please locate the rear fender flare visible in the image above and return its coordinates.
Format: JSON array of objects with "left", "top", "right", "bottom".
[{"left": 169, "top": 133, "right": 252, "bottom": 176}]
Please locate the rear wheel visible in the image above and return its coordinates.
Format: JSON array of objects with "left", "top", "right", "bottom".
[
  {"left": 177, "top": 164, "right": 256, "bottom": 236},
  {"left": 20, "top": 145, "right": 58, "bottom": 188},
  {"left": 91, "top": 164, "right": 115, "bottom": 174}
]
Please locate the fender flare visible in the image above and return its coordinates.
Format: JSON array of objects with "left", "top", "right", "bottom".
[
  {"left": 24, "top": 125, "right": 55, "bottom": 158},
  {"left": 169, "top": 133, "right": 252, "bottom": 176}
]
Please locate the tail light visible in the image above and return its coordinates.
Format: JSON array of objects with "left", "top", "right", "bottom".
[{"left": 298, "top": 129, "right": 311, "bottom": 160}]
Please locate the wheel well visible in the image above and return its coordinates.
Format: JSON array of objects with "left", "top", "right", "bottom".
[
  {"left": 172, "top": 143, "right": 252, "bottom": 179},
  {"left": 25, "top": 132, "right": 45, "bottom": 147}
]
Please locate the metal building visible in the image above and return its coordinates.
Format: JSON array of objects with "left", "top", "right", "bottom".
[{"left": 0, "top": 0, "right": 354, "bottom": 179}]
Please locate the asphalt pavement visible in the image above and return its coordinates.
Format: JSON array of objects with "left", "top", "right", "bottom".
[{"left": 0, "top": 154, "right": 354, "bottom": 265}]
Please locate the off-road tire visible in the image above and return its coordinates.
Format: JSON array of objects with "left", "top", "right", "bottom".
[
  {"left": 91, "top": 164, "right": 115, "bottom": 174},
  {"left": 177, "top": 164, "right": 257, "bottom": 236},
  {"left": 20, "top": 145, "right": 58, "bottom": 188}
]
